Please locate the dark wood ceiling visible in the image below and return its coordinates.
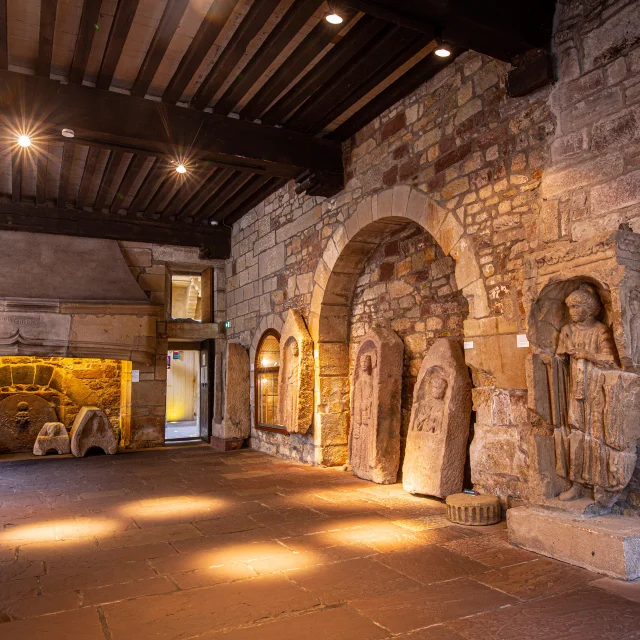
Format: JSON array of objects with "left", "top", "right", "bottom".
[{"left": 0, "top": 0, "right": 556, "bottom": 258}]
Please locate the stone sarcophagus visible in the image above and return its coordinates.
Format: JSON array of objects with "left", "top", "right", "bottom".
[
  {"left": 349, "top": 325, "right": 403, "bottom": 484},
  {"left": 277, "top": 310, "right": 314, "bottom": 434},
  {"left": 508, "top": 229, "right": 640, "bottom": 579},
  {"left": 402, "top": 339, "right": 472, "bottom": 498}
]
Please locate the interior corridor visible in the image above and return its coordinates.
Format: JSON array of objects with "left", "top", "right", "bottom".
[{"left": 1, "top": 447, "right": 639, "bottom": 639}]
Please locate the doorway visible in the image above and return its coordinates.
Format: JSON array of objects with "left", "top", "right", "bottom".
[{"left": 165, "top": 349, "right": 200, "bottom": 441}]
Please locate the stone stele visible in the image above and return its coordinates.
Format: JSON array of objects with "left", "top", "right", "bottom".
[
  {"left": 277, "top": 309, "right": 314, "bottom": 434},
  {"left": 70, "top": 407, "right": 118, "bottom": 457},
  {"left": 0, "top": 394, "right": 57, "bottom": 453},
  {"left": 402, "top": 339, "right": 472, "bottom": 498},
  {"left": 349, "top": 325, "right": 403, "bottom": 484},
  {"left": 33, "top": 422, "right": 70, "bottom": 455},
  {"left": 219, "top": 342, "right": 251, "bottom": 440}
]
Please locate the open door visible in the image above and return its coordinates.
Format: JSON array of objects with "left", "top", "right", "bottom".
[{"left": 199, "top": 339, "right": 215, "bottom": 442}]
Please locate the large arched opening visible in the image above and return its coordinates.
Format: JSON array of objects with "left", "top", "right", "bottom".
[{"left": 309, "top": 185, "right": 487, "bottom": 466}]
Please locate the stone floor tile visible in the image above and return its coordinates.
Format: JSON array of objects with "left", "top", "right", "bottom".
[
  {"left": 102, "top": 574, "right": 321, "bottom": 639},
  {"left": 194, "top": 515, "right": 266, "bottom": 536},
  {"left": 0, "top": 576, "right": 39, "bottom": 609},
  {"left": 4, "top": 591, "right": 79, "bottom": 620},
  {"left": 97, "top": 522, "right": 203, "bottom": 550},
  {"left": 170, "top": 527, "right": 281, "bottom": 553},
  {"left": 472, "top": 558, "right": 595, "bottom": 600},
  {"left": 448, "top": 586, "right": 640, "bottom": 639},
  {"left": 169, "top": 562, "right": 257, "bottom": 589},
  {"left": 0, "top": 607, "right": 104, "bottom": 640},
  {"left": 411, "top": 525, "right": 481, "bottom": 545},
  {"left": 0, "top": 559, "right": 44, "bottom": 581},
  {"left": 350, "top": 578, "right": 517, "bottom": 634},
  {"left": 590, "top": 577, "right": 640, "bottom": 604},
  {"left": 82, "top": 576, "right": 178, "bottom": 605},
  {"left": 202, "top": 606, "right": 388, "bottom": 639},
  {"left": 375, "top": 546, "right": 489, "bottom": 584},
  {"left": 441, "top": 533, "right": 537, "bottom": 568},
  {"left": 17, "top": 539, "right": 99, "bottom": 561},
  {"left": 287, "top": 557, "right": 421, "bottom": 604},
  {"left": 396, "top": 626, "right": 467, "bottom": 640}
]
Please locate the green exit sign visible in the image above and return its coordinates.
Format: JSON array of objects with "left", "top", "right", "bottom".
[{"left": 223, "top": 321, "right": 231, "bottom": 329}]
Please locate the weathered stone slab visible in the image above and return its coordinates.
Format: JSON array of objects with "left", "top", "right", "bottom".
[
  {"left": 403, "top": 339, "right": 472, "bottom": 498},
  {"left": 70, "top": 407, "right": 117, "bottom": 457},
  {"left": 349, "top": 325, "right": 403, "bottom": 484},
  {"left": 213, "top": 342, "right": 250, "bottom": 441},
  {"left": 33, "top": 422, "right": 70, "bottom": 455},
  {"left": 508, "top": 506, "right": 640, "bottom": 580},
  {"left": 277, "top": 309, "right": 314, "bottom": 434},
  {"left": 0, "top": 394, "right": 57, "bottom": 453}
]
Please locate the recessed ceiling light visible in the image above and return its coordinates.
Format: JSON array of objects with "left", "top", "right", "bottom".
[
  {"left": 61, "top": 128, "right": 75, "bottom": 138},
  {"left": 17, "top": 135, "right": 31, "bottom": 147},
  {"left": 435, "top": 47, "right": 451, "bottom": 58},
  {"left": 176, "top": 164, "right": 187, "bottom": 174},
  {"left": 326, "top": 13, "right": 343, "bottom": 24}
]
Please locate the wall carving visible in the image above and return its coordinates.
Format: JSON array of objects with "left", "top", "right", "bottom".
[
  {"left": 277, "top": 310, "right": 314, "bottom": 434},
  {"left": 349, "top": 325, "right": 403, "bottom": 484},
  {"left": 403, "top": 339, "right": 472, "bottom": 498}
]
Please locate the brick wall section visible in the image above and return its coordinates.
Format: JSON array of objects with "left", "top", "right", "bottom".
[{"left": 227, "top": 0, "right": 640, "bottom": 509}]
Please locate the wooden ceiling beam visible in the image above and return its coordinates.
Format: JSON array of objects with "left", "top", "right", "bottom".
[
  {"left": 57, "top": 142, "right": 76, "bottom": 208},
  {"left": 36, "top": 149, "right": 47, "bottom": 205},
  {"left": 0, "top": 70, "right": 343, "bottom": 184},
  {"left": 110, "top": 153, "right": 146, "bottom": 215},
  {"left": 307, "top": 35, "right": 432, "bottom": 134},
  {"left": 209, "top": 174, "right": 271, "bottom": 223},
  {"left": 239, "top": 8, "right": 358, "bottom": 122},
  {"left": 0, "top": 0, "right": 8, "bottom": 70},
  {"left": 10, "top": 147, "right": 22, "bottom": 202},
  {"left": 161, "top": 166, "right": 215, "bottom": 219},
  {"left": 69, "top": 0, "right": 104, "bottom": 84},
  {"left": 131, "top": 0, "right": 190, "bottom": 98},
  {"left": 194, "top": 171, "right": 254, "bottom": 222},
  {"left": 76, "top": 145, "right": 101, "bottom": 209},
  {"left": 36, "top": 0, "right": 58, "bottom": 78},
  {"left": 288, "top": 26, "right": 424, "bottom": 133},
  {"left": 260, "top": 16, "right": 387, "bottom": 126},
  {"left": 162, "top": 0, "right": 238, "bottom": 105},
  {"left": 329, "top": 46, "right": 462, "bottom": 141},
  {"left": 191, "top": 0, "right": 281, "bottom": 111},
  {"left": 93, "top": 150, "right": 126, "bottom": 212},
  {"left": 143, "top": 175, "right": 181, "bottom": 218},
  {"left": 214, "top": 0, "right": 323, "bottom": 116},
  {"left": 127, "top": 158, "right": 165, "bottom": 216},
  {"left": 96, "top": 0, "right": 140, "bottom": 90},
  {"left": 0, "top": 202, "right": 231, "bottom": 259},
  {"left": 179, "top": 168, "right": 234, "bottom": 220}
]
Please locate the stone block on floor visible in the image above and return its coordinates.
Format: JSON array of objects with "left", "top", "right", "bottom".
[{"left": 507, "top": 506, "right": 640, "bottom": 580}]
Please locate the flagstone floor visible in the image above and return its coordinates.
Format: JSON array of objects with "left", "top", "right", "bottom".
[{"left": 1, "top": 445, "right": 639, "bottom": 639}]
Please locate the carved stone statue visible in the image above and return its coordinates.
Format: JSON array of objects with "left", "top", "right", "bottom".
[
  {"left": 349, "top": 326, "right": 403, "bottom": 484},
  {"left": 547, "top": 283, "right": 634, "bottom": 510},
  {"left": 277, "top": 310, "right": 314, "bottom": 434},
  {"left": 279, "top": 339, "right": 300, "bottom": 433},
  {"left": 403, "top": 339, "right": 472, "bottom": 498},
  {"left": 15, "top": 401, "right": 30, "bottom": 429}
]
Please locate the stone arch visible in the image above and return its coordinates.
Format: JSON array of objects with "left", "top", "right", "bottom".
[{"left": 308, "top": 185, "right": 488, "bottom": 466}]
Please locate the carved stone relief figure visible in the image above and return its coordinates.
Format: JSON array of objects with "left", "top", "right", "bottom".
[
  {"left": 277, "top": 310, "right": 314, "bottom": 434},
  {"left": 279, "top": 339, "right": 300, "bottom": 433},
  {"left": 0, "top": 394, "right": 57, "bottom": 453},
  {"left": 403, "top": 339, "right": 472, "bottom": 498},
  {"left": 348, "top": 326, "right": 403, "bottom": 484},
  {"left": 629, "top": 289, "right": 640, "bottom": 366}
]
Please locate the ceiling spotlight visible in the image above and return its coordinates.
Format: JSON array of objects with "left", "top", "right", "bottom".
[
  {"left": 326, "top": 12, "right": 343, "bottom": 24},
  {"left": 176, "top": 164, "right": 187, "bottom": 174},
  {"left": 61, "top": 128, "right": 75, "bottom": 138},
  {"left": 435, "top": 45, "right": 451, "bottom": 58},
  {"left": 17, "top": 134, "right": 31, "bottom": 148}
]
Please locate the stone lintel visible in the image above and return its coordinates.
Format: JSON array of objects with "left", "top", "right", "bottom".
[{"left": 507, "top": 506, "right": 640, "bottom": 580}]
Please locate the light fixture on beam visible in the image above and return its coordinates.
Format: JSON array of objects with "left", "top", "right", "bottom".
[
  {"left": 435, "top": 45, "right": 451, "bottom": 58},
  {"left": 17, "top": 134, "right": 31, "bottom": 148},
  {"left": 175, "top": 164, "right": 187, "bottom": 174},
  {"left": 326, "top": 2, "right": 343, "bottom": 24}
]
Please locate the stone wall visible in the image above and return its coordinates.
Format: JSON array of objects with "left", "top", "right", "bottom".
[
  {"left": 349, "top": 222, "right": 467, "bottom": 438},
  {"left": 225, "top": 0, "right": 640, "bottom": 508}
]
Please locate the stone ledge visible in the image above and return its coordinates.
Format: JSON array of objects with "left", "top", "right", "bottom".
[{"left": 507, "top": 506, "right": 640, "bottom": 580}]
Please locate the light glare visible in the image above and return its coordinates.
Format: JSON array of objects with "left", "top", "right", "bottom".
[
  {"left": 326, "top": 13, "right": 343, "bottom": 24},
  {"left": 435, "top": 47, "right": 451, "bottom": 58},
  {"left": 17, "top": 135, "right": 31, "bottom": 148},
  {"left": 176, "top": 164, "right": 187, "bottom": 174}
]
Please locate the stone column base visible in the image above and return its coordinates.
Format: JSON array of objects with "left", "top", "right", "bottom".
[
  {"left": 210, "top": 436, "right": 245, "bottom": 452},
  {"left": 507, "top": 506, "right": 640, "bottom": 580}
]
